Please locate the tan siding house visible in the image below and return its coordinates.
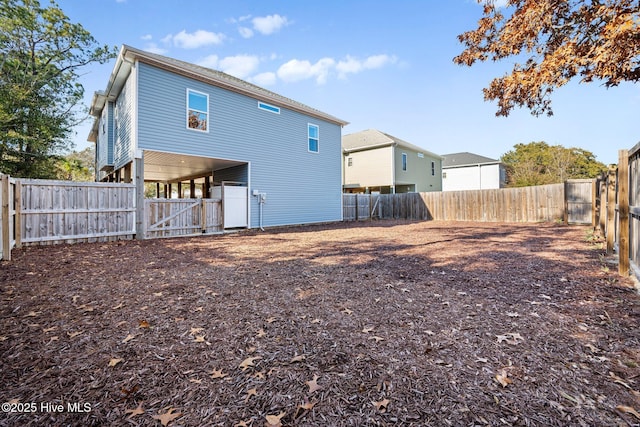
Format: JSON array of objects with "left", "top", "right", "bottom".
[{"left": 343, "top": 129, "right": 442, "bottom": 193}]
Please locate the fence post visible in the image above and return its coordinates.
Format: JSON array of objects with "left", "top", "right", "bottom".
[
  {"left": 14, "top": 180, "right": 21, "bottom": 248},
  {"left": 618, "top": 150, "right": 630, "bottom": 276},
  {"left": 134, "top": 155, "right": 145, "bottom": 240},
  {"left": 2, "top": 174, "right": 11, "bottom": 261},
  {"left": 606, "top": 165, "right": 617, "bottom": 254}
]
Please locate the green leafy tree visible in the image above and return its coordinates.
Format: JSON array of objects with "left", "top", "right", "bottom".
[
  {"left": 501, "top": 141, "right": 606, "bottom": 187},
  {"left": 55, "top": 146, "right": 95, "bottom": 181},
  {"left": 0, "top": 0, "right": 116, "bottom": 178},
  {"left": 454, "top": 0, "right": 640, "bottom": 116}
]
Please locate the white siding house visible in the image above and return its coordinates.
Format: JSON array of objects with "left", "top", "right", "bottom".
[{"left": 442, "top": 152, "right": 506, "bottom": 191}]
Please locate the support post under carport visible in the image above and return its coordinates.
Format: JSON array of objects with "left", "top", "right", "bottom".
[{"left": 135, "top": 152, "right": 145, "bottom": 240}]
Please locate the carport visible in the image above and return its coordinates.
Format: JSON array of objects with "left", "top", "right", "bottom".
[{"left": 126, "top": 150, "right": 250, "bottom": 239}]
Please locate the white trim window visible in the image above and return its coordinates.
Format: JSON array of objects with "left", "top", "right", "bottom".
[
  {"left": 308, "top": 123, "right": 319, "bottom": 153},
  {"left": 431, "top": 161, "right": 436, "bottom": 176},
  {"left": 187, "top": 89, "right": 209, "bottom": 132},
  {"left": 402, "top": 153, "right": 407, "bottom": 171}
]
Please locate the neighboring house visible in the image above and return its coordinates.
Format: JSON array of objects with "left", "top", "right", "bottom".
[
  {"left": 441, "top": 152, "right": 506, "bottom": 191},
  {"left": 88, "top": 45, "right": 348, "bottom": 230},
  {"left": 342, "top": 129, "right": 442, "bottom": 194}
]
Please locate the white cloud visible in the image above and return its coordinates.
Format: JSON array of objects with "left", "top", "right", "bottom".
[
  {"left": 219, "top": 55, "right": 260, "bottom": 79},
  {"left": 140, "top": 34, "right": 153, "bottom": 41},
  {"left": 251, "top": 72, "right": 277, "bottom": 86},
  {"left": 238, "top": 27, "right": 254, "bottom": 39},
  {"left": 143, "top": 43, "right": 168, "bottom": 55},
  {"left": 197, "top": 54, "right": 260, "bottom": 79},
  {"left": 165, "top": 30, "right": 225, "bottom": 49},
  {"left": 252, "top": 14, "right": 289, "bottom": 35},
  {"left": 198, "top": 54, "right": 219, "bottom": 69},
  {"left": 336, "top": 54, "right": 397, "bottom": 79},
  {"left": 277, "top": 58, "right": 335, "bottom": 85}
]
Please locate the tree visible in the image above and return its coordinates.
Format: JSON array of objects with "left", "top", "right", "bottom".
[
  {"left": 0, "top": 0, "right": 116, "bottom": 178},
  {"left": 54, "top": 146, "right": 94, "bottom": 181},
  {"left": 454, "top": 0, "right": 640, "bottom": 116},
  {"left": 500, "top": 141, "right": 606, "bottom": 187}
]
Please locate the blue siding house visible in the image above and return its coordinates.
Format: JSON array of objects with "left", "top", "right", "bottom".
[{"left": 88, "top": 45, "right": 348, "bottom": 231}]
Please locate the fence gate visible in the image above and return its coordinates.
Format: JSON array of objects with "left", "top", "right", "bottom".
[
  {"left": 145, "top": 198, "right": 222, "bottom": 239},
  {"left": 565, "top": 179, "right": 594, "bottom": 225}
]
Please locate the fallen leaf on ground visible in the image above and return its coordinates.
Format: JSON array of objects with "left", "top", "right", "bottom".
[
  {"left": 234, "top": 421, "right": 249, "bottom": 427},
  {"left": 290, "top": 354, "right": 306, "bottom": 363},
  {"left": 211, "top": 369, "right": 227, "bottom": 379},
  {"left": 189, "top": 327, "right": 204, "bottom": 335},
  {"left": 244, "top": 387, "right": 257, "bottom": 402},
  {"left": 108, "top": 358, "right": 123, "bottom": 367},
  {"left": 189, "top": 378, "right": 202, "bottom": 384},
  {"left": 122, "top": 334, "right": 135, "bottom": 344},
  {"left": 152, "top": 407, "right": 182, "bottom": 426},
  {"left": 495, "top": 369, "right": 512, "bottom": 387},
  {"left": 306, "top": 375, "right": 322, "bottom": 393},
  {"left": 194, "top": 335, "right": 206, "bottom": 343},
  {"left": 256, "top": 328, "right": 266, "bottom": 338},
  {"left": 373, "top": 398, "right": 390, "bottom": 412},
  {"left": 362, "top": 326, "right": 375, "bottom": 333},
  {"left": 341, "top": 308, "right": 353, "bottom": 315},
  {"left": 239, "top": 356, "right": 262, "bottom": 371},
  {"left": 265, "top": 411, "right": 286, "bottom": 427},
  {"left": 266, "top": 316, "right": 277, "bottom": 323},
  {"left": 617, "top": 405, "right": 640, "bottom": 420},
  {"left": 124, "top": 402, "right": 144, "bottom": 419},
  {"left": 369, "top": 336, "right": 384, "bottom": 343}
]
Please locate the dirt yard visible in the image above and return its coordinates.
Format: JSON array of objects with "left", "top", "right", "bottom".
[{"left": 1, "top": 220, "right": 639, "bottom": 426}]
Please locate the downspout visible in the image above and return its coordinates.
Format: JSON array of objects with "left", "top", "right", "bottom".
[{"left": 391, "top": 143, "right": 396, "bottom": 194}]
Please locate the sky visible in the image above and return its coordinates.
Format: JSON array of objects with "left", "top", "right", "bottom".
[{"left": 56, "top": 0, "right": 639, "bottom": 166}]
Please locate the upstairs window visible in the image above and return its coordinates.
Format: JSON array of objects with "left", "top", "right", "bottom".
[
  {"left": 348, "top": 157, "right": 353, "bottom": 167},
  {"left": 308, "top": 124, "right": 319, "bottom": 153},
  {"left": 187, "top": 89, "right": 208, "bottom": 132},
  {"left": 431, "top": 161, "right": 436, "bottom": 176},
  {"left": 258, "top": 101, "right": 280, "bottom": 114},
  {"left": 402, "top": 153, "right": 407, "bottom": 171}
]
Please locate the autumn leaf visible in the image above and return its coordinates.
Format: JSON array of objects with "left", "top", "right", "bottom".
[
  {"left": 298, "top": 400, "right": 316, "bottom": 411},
  {"left": 341, "top": 308, "right": 353, "bottom": 315},
  {"left": 290, "top": 354, "right": 306, "bottom": 363},
  {"left": 211, "top": 368, "right": 227, "bottom": 379},
  {"left": 234, "top": 420, "right": 250, "bottom": 427},
  {"left": 124, "top": 402, "right": 144, "bottom": 419},
  {"left": 617, "top": 405, "right": 640, "bottom": 420},
  {"left": 108, "top": 358, "right": 123, "bottom": 367},
  {"left": 265, "top": 411, "right": 286, "bottom": 427},
  {"left": 495, "top": 369, "right": 512, "bottom": 387},
  {"left": 373, "top": 398, "right": 390, "bottom": 412},
  {"left": 239, "top": 356, "right": 262, "bottom": 371},
  {"left": 194, "top": 335, "right": 206, "bottom": 343},
  {"left": 244, "top": 387, "right": 257, "bottom": 402},
  {"left": 306, "top": 375, "right": 322, "bottom": 393},
  {"left": 138, "top": 320, "right": 150, "bottom": 329},
  {"left": 369, "top": 336, "right": 384, "bottom": 343},
  {"left": 311, "top": 318, "right": 322, "bottom": 324},
  {"left": 362, "top": 326, "right": 375, "bottom": 334},
  {"left": 152, "top": 407, "right": 182, "bottom": 426},
  {"left": 190, "top": 327, "right": 204, "bottom": 335},
  {"left": 189, "top": 378, "right": 202, "bottom": 384},
  {"left": 266, "top": 316, "right": 277, "bottom": 323},
  {"left": 122, "top": 334, "right": 135, "bottom": 344},
  {"left": 256, "top": 328, "right": 266, "bottom": 338}
]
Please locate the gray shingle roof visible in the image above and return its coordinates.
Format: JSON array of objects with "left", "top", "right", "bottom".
[
  {"left": 343, "top": 129, "right": 442, "bottom": 158},
  {"left": 442, "top": 152, "right": 500, "bottom": 168}
]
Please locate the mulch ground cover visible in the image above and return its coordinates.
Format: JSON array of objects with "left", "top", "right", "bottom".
[{"left": 1, "top": 220, "right": 640, "bottom": 426}]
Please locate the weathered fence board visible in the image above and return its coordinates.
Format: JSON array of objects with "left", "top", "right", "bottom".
[
  {"left": 1, "top": 174, "right": 16, "bottom": 260},
  {"left": 18, "top": 179, "right": 136, "bottom": 244},
  {"left": 344, "top": 183, "right": 564, "bottom": 223}
]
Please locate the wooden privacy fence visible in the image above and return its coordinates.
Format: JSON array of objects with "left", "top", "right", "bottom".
[
  {"left": 344, "top": 183, "right": 566, "bottom": 223},
  {"left": 145, "top": 198, "right": 222, "bottom": 239},
  {"left": 0, "top": 176, "right": 136, "bottom": 260},
  {"left": 596, "top": 145, "right": 640, "bottom": 279}
]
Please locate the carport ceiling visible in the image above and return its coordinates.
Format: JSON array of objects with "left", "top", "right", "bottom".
[{"left": 143, "top": 150, "right": 245, "bottom": 183}]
